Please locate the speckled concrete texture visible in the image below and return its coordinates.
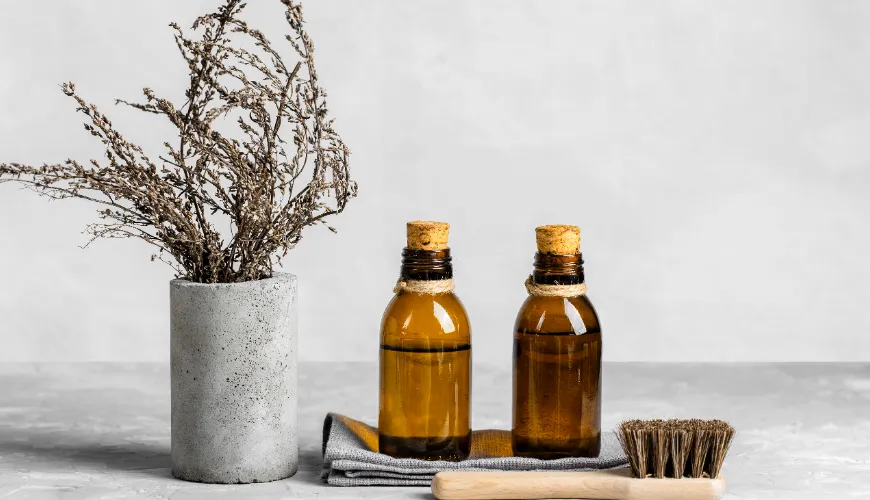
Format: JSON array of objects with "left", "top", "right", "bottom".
[
  {"left": 0, "top": 362, "right": 866, "bottom": 499},
  {"left": 169, "top": 273, "right": 298, "bottom": 483}
]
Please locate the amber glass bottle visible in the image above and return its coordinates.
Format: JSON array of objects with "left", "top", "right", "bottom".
[
  {"left": 512, "top": 225, "right": 602, "bottom": 459},
  {"left": 379, "top": 221, "right": 472, "bottom": 461}
]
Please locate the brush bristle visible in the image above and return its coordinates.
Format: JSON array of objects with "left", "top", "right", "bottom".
[{"left": 616, "top": 419, "right": 735, "bottom": 479}]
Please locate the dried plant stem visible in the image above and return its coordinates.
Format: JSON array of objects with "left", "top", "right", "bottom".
[{"left": 0, "top": 0, "right": 356, "bottom": 283}]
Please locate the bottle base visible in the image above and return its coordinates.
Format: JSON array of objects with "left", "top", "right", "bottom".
[
  {"left": 379, "top": 432, "right": 471, "bottom": 461},
  {"left": 512, "top": 434, "right": 601, "bottom": 459}
]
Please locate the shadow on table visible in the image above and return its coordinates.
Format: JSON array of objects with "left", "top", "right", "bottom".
[
  {"left": 294, "top": 447, "right": 326, "bottom": 485},
  {"left": 0, "top": 440, "right": 172, "bottom": 478},
  {"left": 0, "top": 441, "right": 433, "bottom": 495}
]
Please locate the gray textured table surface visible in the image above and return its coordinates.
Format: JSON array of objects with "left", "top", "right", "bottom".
[{"left": 0, "top": 362, "right": 867, "bottom": 499}]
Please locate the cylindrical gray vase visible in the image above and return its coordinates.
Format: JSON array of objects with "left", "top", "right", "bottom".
[{"left": 170, "top": 273, "right": 298, "bottom": 484}]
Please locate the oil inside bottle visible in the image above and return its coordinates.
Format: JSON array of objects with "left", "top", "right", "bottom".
[
  {"left": 513, "top": 328, "right": 601, "bottom": 458},
  {"left": 379, "top": 340, "right": 471, "bottom": 460}
]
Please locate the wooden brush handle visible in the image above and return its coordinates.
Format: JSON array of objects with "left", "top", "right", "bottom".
[{"left": 432, "top": 468, "right": 726, "bottom": 500}]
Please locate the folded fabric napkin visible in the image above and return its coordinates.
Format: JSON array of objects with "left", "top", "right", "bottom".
[{"left": 321, "top": 413, "right": 629, "bottom": 486}]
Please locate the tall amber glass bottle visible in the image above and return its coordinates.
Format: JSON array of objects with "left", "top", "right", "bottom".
[
  {"left": 379, "top": 221, "right": 472, "bottom": 461},
  {"left": 512, "top": 225, "right": 602, "bottom": 459}
]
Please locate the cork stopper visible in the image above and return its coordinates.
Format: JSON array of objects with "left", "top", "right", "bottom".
[
  {"left": 535, "top": 224, "right": 580, "bottom": 254},
  {"left": 406, "top": 221, "right": 450, "bottom": 250}
]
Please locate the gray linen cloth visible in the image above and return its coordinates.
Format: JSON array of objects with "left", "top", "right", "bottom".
[{"left": 321, "top": 413, "right": 629, "bottom": 486}]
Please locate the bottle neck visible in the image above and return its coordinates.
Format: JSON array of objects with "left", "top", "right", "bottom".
[
  {"left": 532, "top": 252, "right": 585, "bottom": 285},
  {"left": 400, "top": 248, "right": 453, "bottom": 281}
]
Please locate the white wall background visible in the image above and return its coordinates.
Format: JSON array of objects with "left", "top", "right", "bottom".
[{"left": 0, "top": 1, "right": 868, "bottom": 363}]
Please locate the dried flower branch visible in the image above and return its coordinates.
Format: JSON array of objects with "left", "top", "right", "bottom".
[{"left": 0, "top": 0, "right": 356, "bottom": 283}]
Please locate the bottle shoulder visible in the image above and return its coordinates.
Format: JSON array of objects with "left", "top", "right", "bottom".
[
  {"left": 514, "top": 294, "right": 601, "bottom": 335},
  {"left": 381, "top": 291, "right": 471, "bottom": 344}
]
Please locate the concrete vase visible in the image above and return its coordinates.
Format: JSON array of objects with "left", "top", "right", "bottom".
[{"left": 170, "top": 273, "right": 298, "bottom": 484}]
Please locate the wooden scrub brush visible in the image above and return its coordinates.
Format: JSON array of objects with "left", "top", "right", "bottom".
[{"left": 432, "top": 419, "right": 736, "bottom": 500}]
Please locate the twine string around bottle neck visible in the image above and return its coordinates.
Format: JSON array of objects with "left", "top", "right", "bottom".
[
  {"left": 394, "top": 279, "right": 455, "bottom": 295},
  {"left": 524, "top": 275, "right": 587, "bottom": 297}
]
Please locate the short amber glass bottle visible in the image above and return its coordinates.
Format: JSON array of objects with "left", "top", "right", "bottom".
[
  {"left": 512, "top": 225, "right": 602, "bottom": 459},
  {"left": 379, "top": 221, "right": 472, "bottom": 461}
]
